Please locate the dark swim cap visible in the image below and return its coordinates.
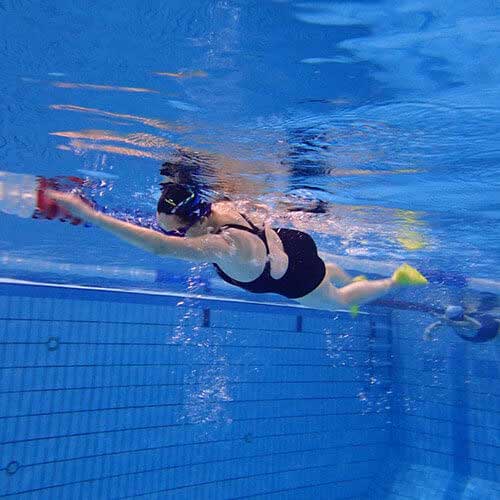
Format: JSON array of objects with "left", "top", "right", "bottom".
[{"left": 157, "top": 183, "right": 211, "bottom": 232}]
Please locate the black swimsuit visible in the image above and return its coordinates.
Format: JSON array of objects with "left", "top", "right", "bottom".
[
  {"left": 457, "top": 314, "right": 498, "bottom": 343},
  {"left": 213, "top": 215, "right": 326, "bottom": 299}
]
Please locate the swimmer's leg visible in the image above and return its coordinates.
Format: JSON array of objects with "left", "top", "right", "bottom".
[
  {"left": 325, "top": 263, "right": 352, "bottom": 286},
  {"left": 299, "top": 277, "right": 396, "bottom": 311},
  {"left": 332, "top": 263, "right": 427, "bottom": 306},
  {"left": 329, "top": 278, "right": 396, "bottom": 307},
  {"left": 302, "top": 263, "right": 427, "bottom": 310}
]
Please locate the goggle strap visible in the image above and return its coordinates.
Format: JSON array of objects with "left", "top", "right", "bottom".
[{"left": 172, "top": 192, "right": 196, "bottom": 214}]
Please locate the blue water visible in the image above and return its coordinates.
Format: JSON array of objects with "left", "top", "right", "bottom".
[
  {"left": 1, "top": 0, "right": 499, "bottom": 286},
  {"left": 0, "top": 1, "right": 499, "bottom": 499}
]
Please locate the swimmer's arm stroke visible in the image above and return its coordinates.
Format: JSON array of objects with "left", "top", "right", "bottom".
[
  {"left": 46, "top": 191, "right": 232, "bottom": 263},
  {"left": 423, "top": 320, "right": 442, "bottom": 340},
  {"left": 462, "top": 315, "right": 482, "bottom": 329}
]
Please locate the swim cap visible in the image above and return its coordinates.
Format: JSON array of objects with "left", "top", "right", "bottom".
[
  {"left": 445, "top": 305, "right": 464, "bottom": 321},
  {"left": 157, "top": 182, "right": 211, "bottom": 233}
]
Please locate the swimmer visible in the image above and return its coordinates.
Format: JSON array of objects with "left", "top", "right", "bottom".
[
  {"left": 45, "top": 181, "right": 428, "bottom": 311},
  {"left": 424, "top": 305, "right": 499, "bottom": 343}
]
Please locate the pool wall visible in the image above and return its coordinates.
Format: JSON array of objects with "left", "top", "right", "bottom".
[
  {"left": 0, "top": 281, "right": 391, "bottom": 499},
  {"left": 371, "top": 309, "right": 499, "bottom": 499}
]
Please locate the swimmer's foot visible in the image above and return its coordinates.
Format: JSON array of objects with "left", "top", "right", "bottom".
[
  {"left": 348, "top": 277, "right": 366, "bottom": 317},
  {"left": 349, "top": 304, "right": 360, "bottom": 318},
  {"left": 392, "top": 263, "right": 428, "bottom": 286}
]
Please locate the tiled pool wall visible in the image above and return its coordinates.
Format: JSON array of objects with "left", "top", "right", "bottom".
[
  {"left": 371, "top": 309, "right": 499, "bottom": 499},
  {"left": 0, "top": 282, "right": 391, "bottom": 499},
  {"left": 1, "top": 282, "right": 497, "bottom": 499}
]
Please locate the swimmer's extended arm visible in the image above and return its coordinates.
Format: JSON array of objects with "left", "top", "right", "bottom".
[
  {"left": 93, "top": 213, "right": 231, "bottom": 261},
  {"left": 423, "top": 320, "right": 442, "bottom": 340},
  {"left": 46, "top": 191, "right": 231, "bottom": 262}
]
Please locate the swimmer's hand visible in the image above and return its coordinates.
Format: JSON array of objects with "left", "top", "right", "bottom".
[{"left": 45, "top": 190, "right": 97, "bottom": 222}]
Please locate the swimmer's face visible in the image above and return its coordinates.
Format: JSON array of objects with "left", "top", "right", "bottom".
[{"left": 157, "top": 212, "right": 186, "bottom": 233}]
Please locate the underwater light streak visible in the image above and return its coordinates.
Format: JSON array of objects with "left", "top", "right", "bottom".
[
  {"left": 50, "top": 104, "right": 187, "bottom": 132},
  {"left": 327, "top": 168, "right": 420, "bottom": 176},
  {"left": 57, "top": 140, "right": 164, "bottom": 160},
  {"left": 154, "top": 70, "right": 208, "bottom": 78},
  {"left": 51, "top": 81, "right": 159, "bottom": 94},
  {"left": 50, "top": 130, "right": 173, "bottom": 149}
]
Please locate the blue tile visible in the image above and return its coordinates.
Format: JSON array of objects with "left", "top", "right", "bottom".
[{"left": 2, "top": 283, "right": 499, "bottom": 499}]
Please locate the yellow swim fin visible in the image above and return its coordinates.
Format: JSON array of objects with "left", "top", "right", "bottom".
[
  {"left": 350, "top": 304, "right": 360, "bottom": 318},
  {"left": 392, "top": 263, "right": 428, "bottom": 286},
  {"left": 349, "top": 276, "right": 365, "bottom": 318}
]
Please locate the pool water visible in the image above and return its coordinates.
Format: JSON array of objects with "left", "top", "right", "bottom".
[
  {"left": 0, "top": 1, "right": 499, "bottom": 499},
  {"left": 1, "top": 0, "right": 499, "bottom": 283}
]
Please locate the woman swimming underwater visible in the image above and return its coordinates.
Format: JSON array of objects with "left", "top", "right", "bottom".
[
  {"left": 46, "top": 182, "right": 428, "bottom": 311},
  {"left": 424, "top": 305, "right": 499, "bottom": 343}
]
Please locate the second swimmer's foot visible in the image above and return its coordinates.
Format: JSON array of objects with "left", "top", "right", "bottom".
[{"left": 392, "top": 263, "right": 428, "bottom": 286}]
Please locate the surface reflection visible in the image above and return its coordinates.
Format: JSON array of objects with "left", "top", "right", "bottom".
[
  {"left": 50, "top": 104, "right": 187, "bottom": 132},
  {"left": 50, "top": 130, "right": 173, "bottom": 149},
  {"left": 52, "top": 81, "right": 159, "bottom": 94},
  {"left": 154, "top": 70, "right": 208, "bottom": 79},
  {"left": 56, "top": 139, "right": 165, "bottom": 161}
]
